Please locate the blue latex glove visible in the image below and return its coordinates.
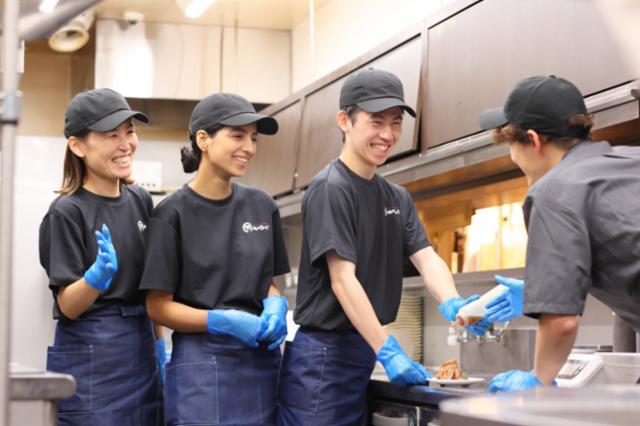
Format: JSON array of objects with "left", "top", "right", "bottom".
[
  {"left": 376, "top": 336, "right": 431, "bottom": 386},
  {"left": 207, "top": 309, "right": 266, "bottom": 348},
  {"left": 83, "top": 224, "right": 117, "bottom": 291},
  {"left": 155, "top": 338, "right": 170, "bottom": 385},
  {"left": 484, "top": 275, "right": 524, "bottom": 323},
  {"left": 488, "top": 369, "right": 551, "bottom": 393},
  {"left": 465, "top": 318, "right": 491, "bottom": 336},
  {"left": 438, "top": 295, "right": 480, "bottom": 322},
  {"left": 257, "top": 295, "right": 288, "bottom": 350}
]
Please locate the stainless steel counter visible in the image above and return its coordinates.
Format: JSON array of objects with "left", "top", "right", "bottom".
[
  {"left": 368, "top": 378, "right": 488, "bottom": 425},
  {"left": 9, "top": 363, "right": 75, "bottom": 426},
  {"left": 439, "top": 385, "right": 640, "bottom": 426},
  {"left": 10, "top": 362, "right": 75, "bottom": 400},
  {"left": 369, "top": 378, "right": 486, "bottom": 406}
]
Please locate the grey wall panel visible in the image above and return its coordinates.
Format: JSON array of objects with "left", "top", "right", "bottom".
[{"left": 423, "top": 0, "right": 634, "bottom": 148}]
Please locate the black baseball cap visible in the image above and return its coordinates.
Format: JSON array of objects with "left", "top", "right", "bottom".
[
  {"left": 479, "top": 75, "right": 588, "bottom": 137},
  {"left": 189, "top": 93, "right": 278, "bottom": 137},
  {"left": 339, "top": 68, "right": 416, "bottom": 117},
  {"left": 64, "top": 88, "right": 149, "bottom": 138}
]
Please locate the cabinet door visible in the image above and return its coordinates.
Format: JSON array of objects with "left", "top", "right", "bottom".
[
  {"left": 241, "top": 101, "right": 301, "bottom": 196},
  {"left": 370, "top": 36, "right": 422, "bottom": 155},
  {"left": 296, "top": 36, "right": 424, "bottom": 189},
  {"left": 423, "top": 0, "right": 634, "bottom": 148},
  {"left": 295, "top": 77, "right": 345, "bottom": 189}
]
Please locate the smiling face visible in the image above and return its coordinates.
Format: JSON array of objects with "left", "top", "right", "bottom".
[
  {"left": 69, "top": 119, "right": 138, "bottom": 188},
  {"left": 198, "top": 123, "right": 258, "bottom": 179},
  {"left": 338, "top": 107, "right": 403, "bottom": 174}
]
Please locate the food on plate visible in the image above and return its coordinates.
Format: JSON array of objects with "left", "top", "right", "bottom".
[{"left": 436, "top": 359, "right": 463, "bottom": 380}]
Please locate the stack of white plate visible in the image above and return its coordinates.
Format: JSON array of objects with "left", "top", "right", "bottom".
[{"left": 373, "top": 295, "right": 424, "bottom": 377}]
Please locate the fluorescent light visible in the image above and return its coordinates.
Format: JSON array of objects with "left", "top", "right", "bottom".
[
  {"left": 184, "top": 0, "right": 217, "bottom": 18},
  {"left": 39, "top": 0, "right": 59, "bottom": 13}
]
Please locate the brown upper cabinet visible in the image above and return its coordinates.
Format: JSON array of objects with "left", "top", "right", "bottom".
[
  {"left": 295, "top": 35, "right": 424, "bottom": 189},
  {"left": 241, "top": 101, "right": 302, "bottom": 196},
  {"left": 422, "top": 0, "right": 635, "bottom": 149}
]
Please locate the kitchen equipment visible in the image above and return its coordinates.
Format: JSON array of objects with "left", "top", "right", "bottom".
[
  {"left": 459, "top": 329, "right": 536, "bottom": 375},
  {"left": 440, "top": 385, "right": 640, "bottom": 426},
  {"left": 556, "top": 352, "right": 604, "bottom": 388},
  {"left": 556, "top": 349, "right": 640, "bottom": 387},
  {"left": 368, "top": 380, "right": 466, "bottom": 426},
  {"left": 447, "top": 320, "right": 510, "bottom": 346}
]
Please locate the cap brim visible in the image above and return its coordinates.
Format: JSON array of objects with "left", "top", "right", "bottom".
[
  {"left": 357, "top": 97, "right": 416, "bottom": 118},
  {"left": 479, "top": 107, "right": 508, "bottom": 130},
  {"left": 88, "top": 110, "right": 150, "bottom": 132},
  {"left": 220, "top": 112, "right": 279, "bottom": 135}
]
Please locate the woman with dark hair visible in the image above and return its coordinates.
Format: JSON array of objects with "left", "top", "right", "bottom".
[
  {"left": 141, "top": 93, "right": 290, "bottom": 426},
  {"left": 39, "top": 88, "right": 163, "bottom": 424}
]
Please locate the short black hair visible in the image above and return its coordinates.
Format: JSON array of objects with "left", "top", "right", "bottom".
[{"left": 340, "top": 105, "right": 361, "bottom": 142}]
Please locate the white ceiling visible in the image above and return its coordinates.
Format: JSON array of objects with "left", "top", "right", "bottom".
[{"left": 94, "top": 0, "right": 330, "bottom": 30}]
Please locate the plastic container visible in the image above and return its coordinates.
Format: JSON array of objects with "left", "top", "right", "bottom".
[{"left": 457, "top": 284, "right": 509, "bottom": 322}]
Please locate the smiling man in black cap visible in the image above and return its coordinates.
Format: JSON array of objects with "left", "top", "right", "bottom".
[
  {"left": 479, "top": 75, "right": 640, "bottom": 392},
  {"left": 276, "top": 68, "right": 491, "bottom": 425}
]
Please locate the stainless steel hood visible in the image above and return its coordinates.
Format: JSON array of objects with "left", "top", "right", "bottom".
[
  {"left": 94, "top": 18, "right": 291, "bottom": 103},
  {"left": 95, "top": 19, "right": 222, "bottom": 100}
]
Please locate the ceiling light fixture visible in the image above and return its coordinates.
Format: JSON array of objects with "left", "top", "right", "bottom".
[
  {"left": 39, "top": 0, "right": 60, "bottom": 13},
  {"left": 184, "top": 0, "right": 217, "bottom": 19}
]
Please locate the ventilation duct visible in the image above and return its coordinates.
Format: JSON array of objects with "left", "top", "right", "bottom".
[{"left": 48, "top": 9, "right": 94, "bottom": 52}]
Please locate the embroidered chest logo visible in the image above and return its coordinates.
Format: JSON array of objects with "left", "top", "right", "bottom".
[
  {"left": 242, "top": 222, "right": 270, "bottom": 233},
  {"left": 384, "top": 207, "right": 400, "bottom": 216},
  {"left": 137, "top": 220, "right": 147, "bottom": 232}
]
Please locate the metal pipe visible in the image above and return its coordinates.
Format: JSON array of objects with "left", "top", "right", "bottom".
[
  {"left": 19, "top": 0, "right": 102, "bottom": 41},
  {"left": 1, "top": 0, "right": 21, "bottom": 421}
]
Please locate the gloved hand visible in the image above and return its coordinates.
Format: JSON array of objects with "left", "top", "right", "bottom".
[
  {"left": 377, "top": 336, "right": 431, "bottom": 386},
  {"left": 155, "top": 338, "right": 170, "bottom": 385},
  {"left": 257, "top": 295, "right": 288, "bottom": 350},
  {"left": 465, "top": 318, "right": 491, "bottom": 336},
  {"left": 207, "top": 309, "right": 266, "bottom": 348},
  {"left": 83, "top": 224, "right": 118, "bottom": 291},
  {"left": 484, "top": 275, "right": 524, "bottom": 323},
  {"left": 488, "top": 369, "right": 550, "bottom": 393},
  {"left": 438, "top": 295, "right": 480, "bottom": 323}
]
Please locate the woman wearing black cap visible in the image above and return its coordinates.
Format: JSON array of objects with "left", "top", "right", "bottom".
[
  {"left": 141, "top": 93, "right": 290, "bottom": 426},
  {"left": 39, "top": 88, "right": 162, "bottom": 424}
]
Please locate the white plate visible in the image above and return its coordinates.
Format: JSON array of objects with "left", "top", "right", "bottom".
[{"left": 429, "top": 377, "right": 485, "bottom": 386}]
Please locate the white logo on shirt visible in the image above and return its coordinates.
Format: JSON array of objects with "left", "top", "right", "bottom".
[
  {"left": 137, "top": 220, "right": 147, "bottom": 232},
  {"left": 242, "top": 222, "right": 270, "bottom": 233},
  {"left": 384, "top": 207, "right": 400, "bottom": 216}
]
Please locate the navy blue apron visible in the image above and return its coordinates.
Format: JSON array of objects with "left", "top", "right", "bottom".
[
  {"left": 165, "top": 331, "right": 281, "bottom": 426},
  {"left": 276, "top": 328, "right": 377, "bottom": 426},
  {"left": 47, "top": 304, "right": 162, "bottom": 426}
]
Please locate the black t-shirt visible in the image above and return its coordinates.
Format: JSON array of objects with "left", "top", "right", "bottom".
[
  {"left": 294, "top": 159, "right": 430, "bottom": 331},
  {"left": 522, "top": 141, "right": 640, "bottom": 332},
  {"left": 139, "top": 183, "right": 290, "bottom": 314},
  {"left": 39, "top": 184, "right": 153, "bottom": 319}
]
